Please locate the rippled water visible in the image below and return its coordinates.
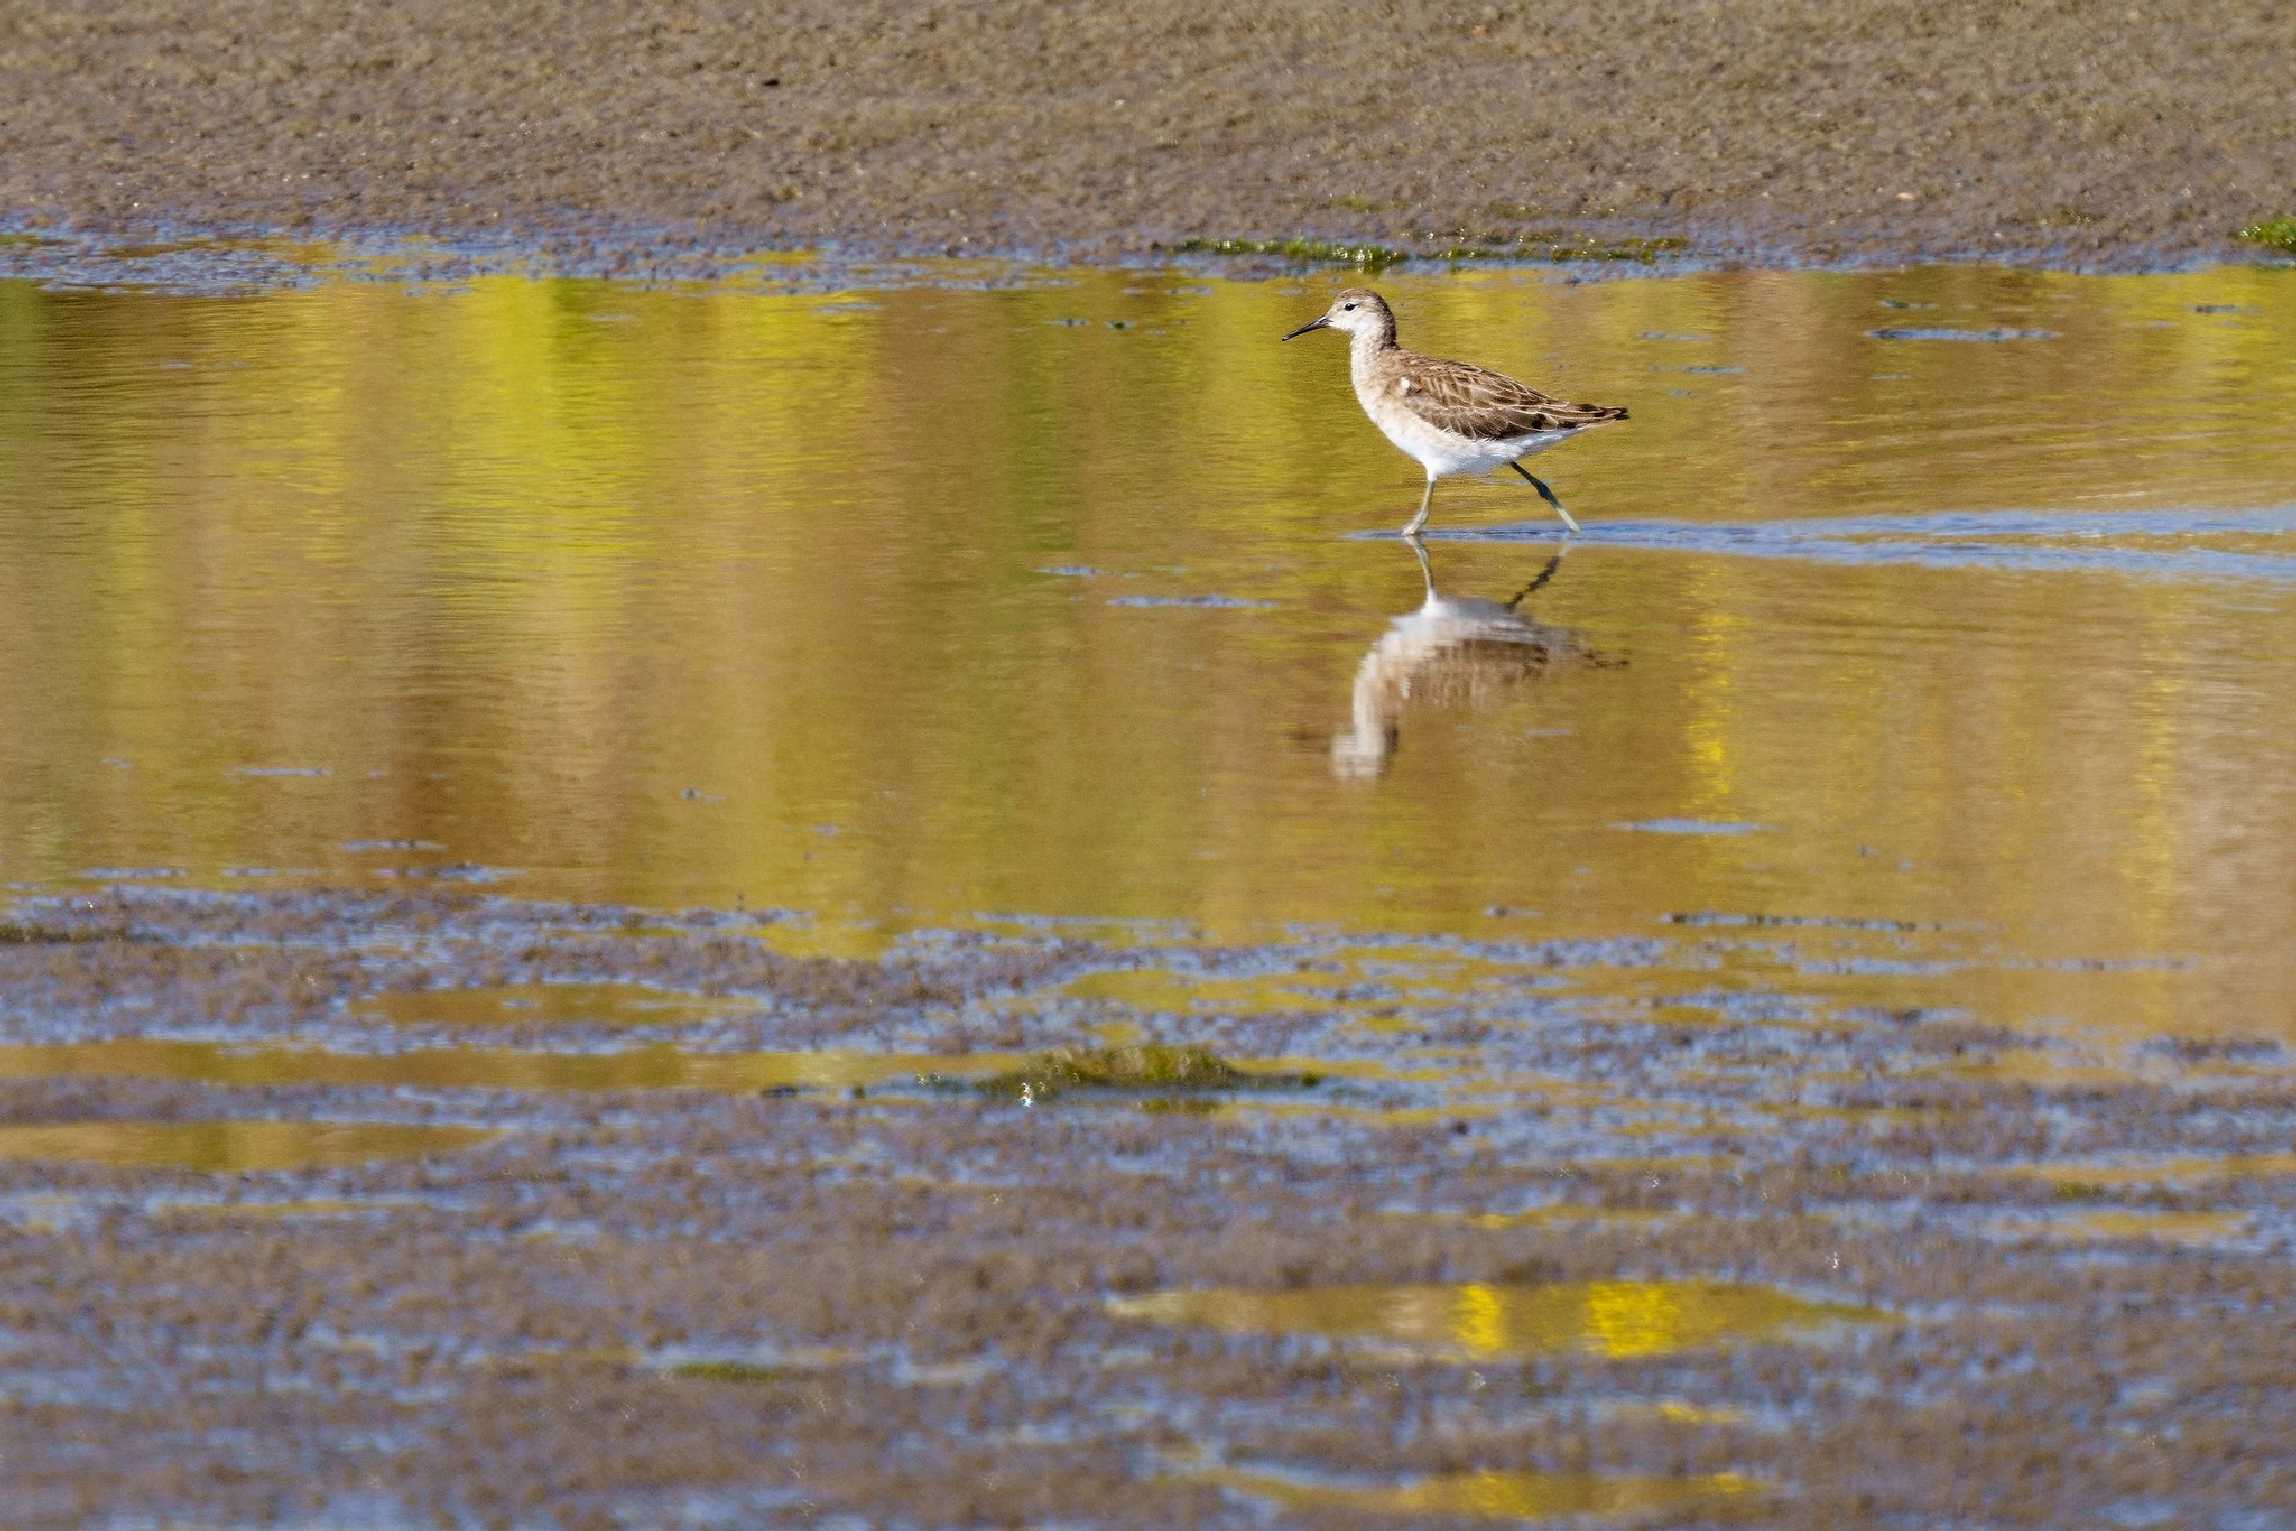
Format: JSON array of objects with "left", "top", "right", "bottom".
[
  {"left": 0, "top": 1119, "right": 490, "bottom": 1172},
  {"left": 1193, "top": 1461, "right": 1760, "bottom": 1521},
  {"left": 1109, "top": 1279, "right": 1885, "bottom": 1359},
  {"left": 2, "top": 251, "right": 2293, "bottom": 1061}
]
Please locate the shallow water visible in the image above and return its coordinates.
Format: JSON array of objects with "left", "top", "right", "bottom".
[
  {"left": 0, "top": 1118, "right": 491, "bottom": 1171},
  {"left": 1194, "top": 1462, "right": 1761, "bottom": 1522},
  {"left": 0, "top": 1037, "right": 1019, "bottom": 1093},
  {"left": 2, "top": 255, "right": 2292, "bottom": 1065},
  {"left": 1108, "top": 1279, "right": 1886, "bottom": 1359}
]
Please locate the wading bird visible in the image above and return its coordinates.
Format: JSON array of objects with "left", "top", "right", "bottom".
[{"left": 1283, "top": 288, "right": 1626, "bottom": 537}]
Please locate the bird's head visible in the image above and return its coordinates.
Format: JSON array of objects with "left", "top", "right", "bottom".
[{"left": 1283, "top": 287, "right": 1392, "bottom": 342}]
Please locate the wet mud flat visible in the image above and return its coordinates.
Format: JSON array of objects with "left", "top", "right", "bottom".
[
  {"left": 3, "top": 888, "right": 2294, "bottom": 1525},
  {"left": 1, "top": 1, "right": 2293, "bottom": 271}
]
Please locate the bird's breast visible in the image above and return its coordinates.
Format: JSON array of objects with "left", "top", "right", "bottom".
[
  {"left": 1352, "top": 373, "right": 1419, "bottom": 434},
  {"left": 1354, "top": 381, "right": 1474, "bottom": 471}
]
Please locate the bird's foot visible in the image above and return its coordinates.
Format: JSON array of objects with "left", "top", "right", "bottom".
[{"left": 1509, "top": 464, "right": 1582, "bottom": 534}]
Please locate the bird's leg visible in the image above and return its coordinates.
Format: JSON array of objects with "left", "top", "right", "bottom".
[
  {"left": 1407, "top": 534, "right": 1436, "bottom": 601},
  {"left": 1504, "top": 549, "right": 1567, "bottom": 611},
  {"left": 1401, "top": 477, "right": 1435, "bottom": 538},
  {"left": 1510, "top": 462, "right": 1582, "bottom": 535}
]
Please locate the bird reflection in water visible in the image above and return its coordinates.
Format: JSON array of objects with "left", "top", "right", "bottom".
[{"left": 1332, "top": 539, "right": 1587, "bottom": 780}]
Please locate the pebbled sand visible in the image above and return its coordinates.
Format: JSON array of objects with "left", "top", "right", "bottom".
[{"left": 0, "top": 0, "right": 2290, "bottom": 269}]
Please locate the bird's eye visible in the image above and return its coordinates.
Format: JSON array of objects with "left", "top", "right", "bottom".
[{"left": 1343, "top": 303, "right": 1357, "bottom": 311}]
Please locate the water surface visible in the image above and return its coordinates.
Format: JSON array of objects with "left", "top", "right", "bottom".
[
  {"left": 0, "top": 1119, "right": 491, "bottom": 1171},
  {"left": 2, "top": 254, "right": 2293, "bottom": 1060},
  {"left": 1109, "top": 1279, "right": 1886, "bottom": 1359}
]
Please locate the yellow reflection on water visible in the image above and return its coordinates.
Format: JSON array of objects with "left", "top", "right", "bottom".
[
  {"left": 1108, "top": 1279, "right": 1883, "bottom": 1359},
  {"left": 2004, "top": 1152, "right": 2296, "bottom": 1191},
  {"left": 0, "top": 1120, "right": 490, "bottom": 1171},
  {"left": 1988, "top": 1209, "right": 2254, "bottom": 1247},
  {"left": 1203, "top": 1463, "right": 1758, "bottom": 1520},
  {"left": 1645, "top": 1400, "right": 1753, "bottom": 1426},
  {"left": 0, "top": 258, "right": 2292, "bottom": 1059},
  {"left": 753, "top": 921, "right": 905, "bottom": 962},
  {"left": 1949, "top": 1049, "right": 2278, "bottom": 1091},
  {"left": 0, "top": 1039, "right": 1016, "bottom": 1093}
]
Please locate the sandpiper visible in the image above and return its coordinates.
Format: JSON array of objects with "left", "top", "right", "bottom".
[{"left": 1283, "top": 288, "right": 1627, "bottom": 536}]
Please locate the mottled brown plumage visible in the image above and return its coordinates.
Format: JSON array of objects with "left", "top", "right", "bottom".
[{"left": 1384, "top": 352, "right": 1629, "bottom": 441}]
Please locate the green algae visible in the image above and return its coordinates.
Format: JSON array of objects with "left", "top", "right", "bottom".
[
  {"left": 2236, "top": 218, "right": 2296, "bottom": 255},
  {"left": 1166, "top": 232, "right": 1687, "bottom": 269},
  {"left": 927, "top": 1043, "right": 1320, "bottom": 1101},
  {"left": 1514, "top": 232, "right": 1688, "bottom": 262},
  {"left": 1168, "top": 237, "right": 1411, "bottom": 271},
  {"left": 1135, "top": 1096, "right": 1226, "bottom": 1117},
  {"left": 0, "top": 921, "right": 151, "bottom": 945}
]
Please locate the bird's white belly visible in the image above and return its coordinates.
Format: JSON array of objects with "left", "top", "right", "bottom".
[{"left": 1359, "top": 390, "right": 1571, "bottom": 479}]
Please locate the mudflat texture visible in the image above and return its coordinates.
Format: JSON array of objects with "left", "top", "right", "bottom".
[
  {"left": 6, "top": 890, "right": 2296, "bottom": 1526},
  {"left": 0, "top": 0, "right": 2290, "bottom": 267}
]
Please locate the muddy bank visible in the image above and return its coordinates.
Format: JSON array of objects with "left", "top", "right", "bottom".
[
  {"left": 1, "top": 1, "right": 2291, "bottom": 272},
  {"left": 3, "top": 887, "right": 2294, "bottom": 1524}
]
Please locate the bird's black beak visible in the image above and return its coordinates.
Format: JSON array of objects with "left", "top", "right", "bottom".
[{"left": 1281, "top": 316, "right": 1330, "bottom": 341}]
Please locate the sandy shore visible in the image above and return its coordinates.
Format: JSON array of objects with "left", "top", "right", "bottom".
[{"left": 1, "top": 0, "right": 2290, "bottom": 270}]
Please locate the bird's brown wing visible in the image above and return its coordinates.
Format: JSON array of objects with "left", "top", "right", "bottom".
[{"left": 1393, "top": 354, "right": 1628, "bottom": 441}]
